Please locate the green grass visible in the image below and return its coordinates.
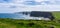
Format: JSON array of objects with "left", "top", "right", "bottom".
[
  {"left": 0, "top": 18, "right": 59, "bottom": 28},
  {"left": 0, "top": 12, "right": 60, "bottom": 28},
  {"left": 52, "top": 12, "right": 60, "bottom": 19}
]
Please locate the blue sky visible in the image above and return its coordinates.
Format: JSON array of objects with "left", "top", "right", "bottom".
[{"left": 0, "top": 0, "right": 60, "bottom": 13}]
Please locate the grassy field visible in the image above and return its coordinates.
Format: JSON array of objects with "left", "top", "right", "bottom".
[
  {"left": 52, "top": 12, "right": 60, "bottom": 19},
  {"left": 0, "top": 12, "right": 60, "bottom": 28}
]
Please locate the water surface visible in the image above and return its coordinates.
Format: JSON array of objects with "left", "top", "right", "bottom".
[{"left": 0, "top": 13, "right": 25, "bottom": 19}]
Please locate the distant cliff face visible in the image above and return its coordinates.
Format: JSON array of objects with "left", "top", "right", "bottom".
[
  {"left": 14, "top": 11, "right": 55, "bottom": 20},
  {"left": 30, "top": 11, "right": 55, "bottom": 20},
  {"left": 30, "top": 11, "right": 52, "bottom": 17}
]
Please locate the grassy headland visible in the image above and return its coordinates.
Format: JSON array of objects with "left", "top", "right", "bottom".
[{"left": 0, "top": 12, "right": 60, "bottom": 28}]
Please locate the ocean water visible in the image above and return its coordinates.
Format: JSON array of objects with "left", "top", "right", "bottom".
[
  {"left": 0, "top": 13, "right": 26, "bottom": 19},
  {"left": 0, "top": 13, "right": 44, "bottom": 20}
]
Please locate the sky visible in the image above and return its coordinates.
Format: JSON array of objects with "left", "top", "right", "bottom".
[{"left": 0, "top": 0, "right": 60, "bottom": 13}]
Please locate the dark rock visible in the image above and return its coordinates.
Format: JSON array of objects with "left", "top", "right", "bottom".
[
  {"left": 49, "top": 25, "right": 54, "bottom": 28},
  {"left": 50, "top": 26, "right": 54, "bottom": 28},
  {"left": 27, "top": 22, "right": 35, "bottom": 27},
  {"left": 30, "top": 11, "right": 55, "bottom": 20},
  {"left": 17, "top": 22, "right": 24, "bottom": 25}
]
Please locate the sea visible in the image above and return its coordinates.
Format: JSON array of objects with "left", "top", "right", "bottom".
[
  {"left": 0, "top": 13, "right": 43, "bottom": 20},
  {"left": 0, "top": 13, "right": 27, "bottom": 19}
]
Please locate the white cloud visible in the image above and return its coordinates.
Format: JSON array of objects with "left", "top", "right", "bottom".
[
  {"left": 35, "top": 0, "right": 44, "bottom": 2},
  {"left": 0, "top": 0, "right": 60, "bottom": 13}
]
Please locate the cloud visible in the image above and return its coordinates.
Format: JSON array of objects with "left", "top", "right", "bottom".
[
  {"left": 0, "top": 0, "right": 60, "bottom": 13},
  {"left": 35, "top": 0, "right": 44, "bottom": 2},
  {"left": 0, "top": 0, "right": 13, "bottom": 3},
  {"left": 23, "top": 1, "right": 41, "bottom": 5},
  {"left": 23, "top": 0, "right": 60, "bottom": 5}
]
